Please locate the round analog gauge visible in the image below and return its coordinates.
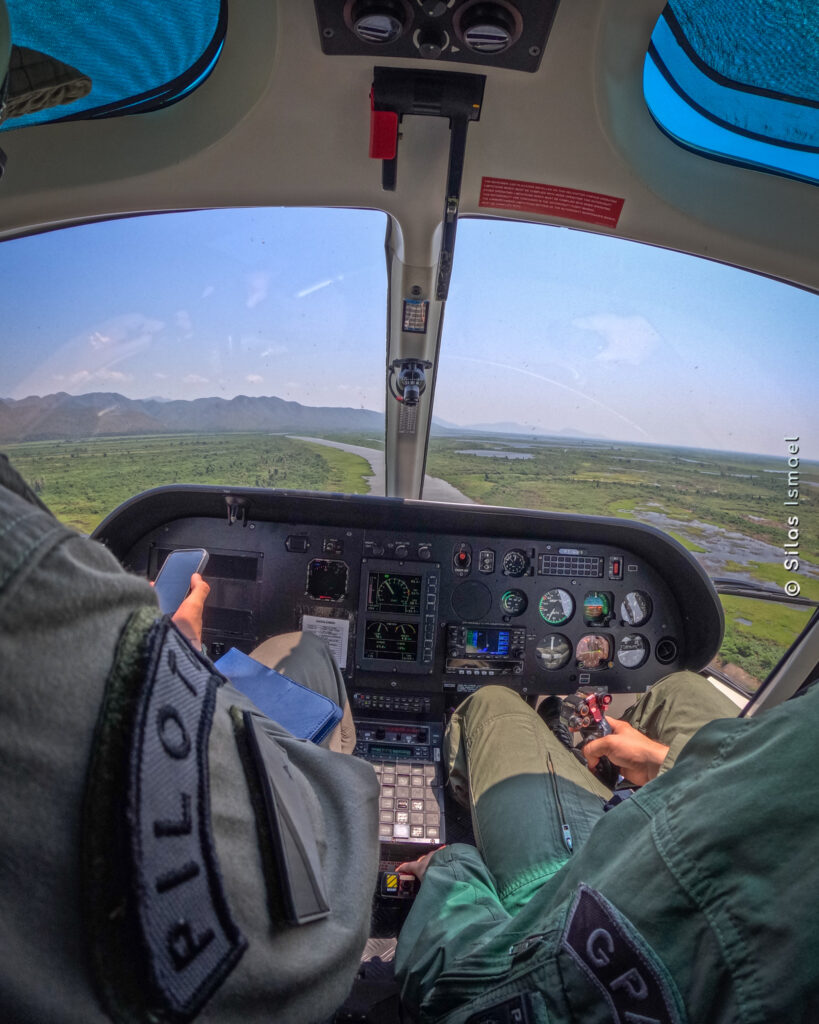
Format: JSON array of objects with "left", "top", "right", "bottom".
[
  {"left": 617, "top": 634, "right": 649, "bottom": 669},
  {"left": 539, "top": 588, "right": 574, "bottom": 625},
  {"left": 376, "top": 574, "right": 409, "bottom": 608},
  {"left": 576, "top": 634, "right": 612, "bottom": 669},
  {"left": 502, "top": 549, "right": 528, "bottom": 577},
  {"left": 620, "top": 591, "right": 652, "bottom": 627},
  {"left": 535, "top": 634, "right": 572, "bottom": 670},
  {"left": 500, "top": 588, "right": 528, "bottom": 616},
  {"left": 583, "top": 591, "right": 611, "bottom": 624}
]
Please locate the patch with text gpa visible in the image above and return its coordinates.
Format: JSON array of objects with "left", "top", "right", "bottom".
[
  {"left": 561, "top": 885, "right": 686, "bottom": 1024},
  {"left": 83, "top": 611, "right": 246, "bottom": 1023}
]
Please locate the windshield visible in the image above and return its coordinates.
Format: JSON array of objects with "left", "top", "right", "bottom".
[
  {"left": 1, "top": 207, "right": 388, "bottom": 526},
  {"left": 431, "top": 218, "right": 818, "bottom": 690},
  {"left": 2, "top": 209, "right": 816, "bottom": 690}
]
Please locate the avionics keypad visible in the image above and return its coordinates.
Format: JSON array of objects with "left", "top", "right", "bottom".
[{"left": 372, "top": 760, "right": 443, "bottom": 843}]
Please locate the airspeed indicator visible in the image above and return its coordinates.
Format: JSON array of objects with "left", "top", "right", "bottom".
[{"left": 539, "top": 588, "right": 574, "bottom": 625}]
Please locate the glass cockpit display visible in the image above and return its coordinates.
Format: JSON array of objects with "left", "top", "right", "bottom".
[
  {"left": 465, "top": 627, "right": 511, "bottom": 656},
  {"left": 306, "top": 558, "right": 349, "bottom": 600},
  {"left": 366, "top": 571, "right": 422, "bottom": 614},
  {"left": 363, "top": 620, "right": 418, "bottom": 661}
]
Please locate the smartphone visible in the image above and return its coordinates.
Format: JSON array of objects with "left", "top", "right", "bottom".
[{"left": 153, "top": 548, "right": 209, "bottom": 615}]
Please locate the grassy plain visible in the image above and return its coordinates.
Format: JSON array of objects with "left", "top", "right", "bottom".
[
  {"left": 6, "top": 433, "right": 372, "bottom": 533},
  {"left": 425, "top": 437, "right": 818, "bottom": 556}
]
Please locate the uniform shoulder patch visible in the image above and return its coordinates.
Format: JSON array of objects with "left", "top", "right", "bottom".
[
  {"left": 562, "top": 884, "right": 686, "bottom": 1024},
  {"left": 83, "top": 611, "right": 246, "bottom": 1023}
]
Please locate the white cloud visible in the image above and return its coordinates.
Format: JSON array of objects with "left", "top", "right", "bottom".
[
  {"left": 201, "top": 285, "right": 215, "bottom": 299},
  {"left": 89, "top": 331, "right": 112, "bottom": 349},
  {"left": 260, "top": 343, "right": 288, "bottom": 358},
  {"left": 54, "top": 368, "right": 131, "bottom": 385},
  {"left": 574, "top": 314, "right": 660, "bottom": 365},
  {"left": 246, "top": 272, "right": 270, "bottom": 309},
  {"left": 175, "top": 310, "right": 193, "bottom": 335},
  {"left": 246, "top": 374, "right": 264, "bottom": 384},
  {"left": 296, "top": 278, "right": 334, "bottom": 299},
  {"left": 183, "top": 373, "right": 209, "bottom": 384},
  {"left": 153, "top": 372, "right": 168, "bottom": 380}
]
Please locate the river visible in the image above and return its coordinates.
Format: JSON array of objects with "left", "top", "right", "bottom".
[{"left": 287, "top": 436, "right": 474, "bottom": 504}]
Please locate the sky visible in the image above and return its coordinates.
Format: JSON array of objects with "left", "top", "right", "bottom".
[{"left": 1, "top": 206, "right": 817, "bottom": 457}]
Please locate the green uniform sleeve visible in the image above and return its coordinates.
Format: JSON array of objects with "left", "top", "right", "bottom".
[{"left": 395, "top": 844, "right": 511, "bottom": 1016}]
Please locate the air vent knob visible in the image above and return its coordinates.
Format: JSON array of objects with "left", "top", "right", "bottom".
[
  {"left": 457, "top": 2, "right": 518, "bottom": 54},
  {"left": 350, "top": 1, "right": 408, "bottom": 45},
  {"left": 417, "top": 26, "right": 446, "bottom": 58}
]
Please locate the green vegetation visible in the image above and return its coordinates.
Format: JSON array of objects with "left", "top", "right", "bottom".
[
  {"left": 716, "top": 595, "right": 813, "bottom": 685},
  {"left": 6, "top": 434, "right": 371, "bottom": 533},
  {"left": 665, "top": 530, "right": 707, "bottom": 554},
  {"left": 426, "top": 437, "right": 818, "bottom": 560},
  {"left": 310, "top": 431, "right": 385, "bottom": 450},
  {"left": 721, "top": 559, "right": 819, "bottom": 601}
]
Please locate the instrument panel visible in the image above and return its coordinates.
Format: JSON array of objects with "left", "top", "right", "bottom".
[{"left": 95, "top": 486, "right": 724, "bottom": 704}]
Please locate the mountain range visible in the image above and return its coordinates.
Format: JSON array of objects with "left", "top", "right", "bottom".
[
  {"left": 0, "top": 392, "right": 604, "bottom": 444},
  {"left": 0, "top": 392, "right": 383, "bottom": 443}
]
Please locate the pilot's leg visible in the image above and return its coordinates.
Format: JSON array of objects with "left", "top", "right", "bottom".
[
  {"left": 445, "top": 685, "right": 611, "bottom": 910},
  {"left": 249, "top": 631, "right": 356, "bottom": 753},
  {"left": 621, "top": 670, "right": 740, "bottom": 772}
]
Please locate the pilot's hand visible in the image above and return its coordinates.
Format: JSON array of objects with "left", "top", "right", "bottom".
[
  {"left": 396, "top": 845, "right": 446, "bottom": 884},
  {"left": 583, "top": 717, "right": 669, "bottom": 788},
  {"left": 171, "top": 572, "right": 210, "bottom": 649}
]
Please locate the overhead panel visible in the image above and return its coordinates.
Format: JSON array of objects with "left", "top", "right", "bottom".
[{"left": 313, "top": 0, "right": 560, "bottom": 73}]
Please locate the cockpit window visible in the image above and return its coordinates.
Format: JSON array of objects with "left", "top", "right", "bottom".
[
  {"left": 643, "top": 0, "right": 819, "bottom": 185},
  {"left": 0, "top": 0, "right": 226, "bottom": 130},
  {"left": 1, "top": 207, "right": 388, "bottom": 526},
  {"left": 431, "top": 217, "right": 818, "bottom": 688}
]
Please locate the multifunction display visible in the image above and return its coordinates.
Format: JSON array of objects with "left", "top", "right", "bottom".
[
  {"left": 366, "top": 571, "right": 422, "bottom": 614},
  {"left": 357, "top": 560, "right": 440, "bottom": 674},
  {"left": 364, "top": 621, "right": 418, "bottom": 662},
  {"left": 465, "top": 627, "right": 511, "bottom": 656}
]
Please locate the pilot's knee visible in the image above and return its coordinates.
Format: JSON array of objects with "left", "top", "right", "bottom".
[
  {"left": 652, "top": 670, "right": 713, "bottom": 700},
  {"left": 250, "top": 631, "right": 301, "bottom": 668},
  {"left": 457, "top": 684, "right": 529, "bottom": 727}
]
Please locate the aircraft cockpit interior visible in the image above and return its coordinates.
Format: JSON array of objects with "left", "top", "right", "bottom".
[{"left": 1, "top": 0, "right": 818, "bottom": 1021}]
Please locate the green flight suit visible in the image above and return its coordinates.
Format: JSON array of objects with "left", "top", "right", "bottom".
[
  {"left": 0, "top": 455, "right": 380, "bottom": 1023},
  {"left": 396, "top": 681, "right": 817, "bottom": 1022}
]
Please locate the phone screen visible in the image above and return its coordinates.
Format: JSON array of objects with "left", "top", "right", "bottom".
[{"left": 153, "top": 548, "right": 209, "bottom": 615}]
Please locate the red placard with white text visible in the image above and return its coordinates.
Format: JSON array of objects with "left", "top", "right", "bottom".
[{"left": 479, "top": 176, "right": 624, "bottom": 229}]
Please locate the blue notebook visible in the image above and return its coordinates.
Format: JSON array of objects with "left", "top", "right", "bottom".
[{"left": 214, "top": 647, "right": 343, "bottom": 744}]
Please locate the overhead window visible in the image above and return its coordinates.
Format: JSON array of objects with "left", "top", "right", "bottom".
[
  {"left": 0, "top": 0, "right": 226, "bottom": 131},
  {"left": 643, "top": 0, "right": 819, "bottom": 185}
]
